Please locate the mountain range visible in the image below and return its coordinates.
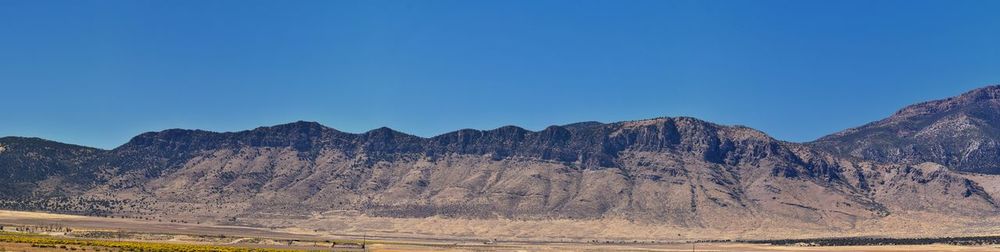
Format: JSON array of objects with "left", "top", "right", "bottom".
[{"left": 3, "top": 85, "right": 1000, "bottom": 238}]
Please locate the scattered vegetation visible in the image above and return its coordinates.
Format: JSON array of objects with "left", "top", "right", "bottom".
[
  {"left": 0, "top": 232, "right": 305, "bottom": 252},
  {"left": 740, "top": 236, "right": 1000, "bottom": 246},
  {"left": 0, "top": 197, "right": 133, "bottom": 216}
]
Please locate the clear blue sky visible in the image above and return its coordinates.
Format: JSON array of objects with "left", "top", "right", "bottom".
[{"left": 1, "top": 0, "right": 998, "bottom": 149}]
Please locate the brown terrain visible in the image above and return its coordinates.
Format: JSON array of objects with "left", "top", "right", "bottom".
[
  {"left": 3, "top": 86, "right": 1000, "bottom": 249},
  {"left": 2, "top": 210, "right": 1000, "bottom": 251}
]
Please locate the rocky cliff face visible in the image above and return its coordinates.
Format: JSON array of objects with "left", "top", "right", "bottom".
[
  {"left": 3, "top": 86, "right": 1000, "bottom": 231},
  {"left": 89, "top": 117, "right": 897, "bottom": 229},
  {"left": 812, "top": 85, "right": 1000, "bottom": 174}
]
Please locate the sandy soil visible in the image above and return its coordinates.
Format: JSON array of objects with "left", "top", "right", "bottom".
[
  {"left": 364, "top": 242, "right": 1000, "bottom": 251},
  {"left": 246, "top": 210, "right": 1000, "bottom": 243},
  {"left": 2, "top": 210, "right": 1000, "bottom": 251},
  {"left": 0, "top": 210, "right": 323, "bottom": 240}
]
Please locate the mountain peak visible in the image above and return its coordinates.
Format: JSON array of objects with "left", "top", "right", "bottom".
[
  {"left": 363, "top": 127, "right": 423, "bottom": 142},
  {"left": 0, "top": 136, "right": 103, "bottom": 151},
  {"left": 262, "top": 121, "right": 330, "bottom": 131},
  {"left": 960, "top": 84, "right": 1000, "bottom": 100},
  {"left": 489, "top": 125, "right": 530, "bottom": 135},
  {"left": 890, "top": 85, "right": 1000, "bottom": 120},
  {"left": 813, "top": 84, "right": 1000, "bottom": 173},
  {"left": 366, "top": 126, "right": 403, "bottom": 135},
  {"left": 282, "top": 120, "right": 325, "bottom": 127},
  {"left": 561, "top": 121, "right": 602, "bottom": 127}
]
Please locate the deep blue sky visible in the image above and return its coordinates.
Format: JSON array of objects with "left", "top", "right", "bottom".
[{"left": 1, "top": 1, "right": 998, "bottom": 149}]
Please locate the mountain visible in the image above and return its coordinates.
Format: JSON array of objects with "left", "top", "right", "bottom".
[
  {"left": 812, "top": 85, "right": 1000, "bottom": 174},
  {"left": 93, "top": 117, "right": 893, "bottom": 229},
  {"left": 3, "top": 86, "right": 1000, "bottom": 238},
  {"left": 0, "top": 137, "right": 103, "bottom": 198}
]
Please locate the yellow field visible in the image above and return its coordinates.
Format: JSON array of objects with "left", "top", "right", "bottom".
[{"left": 0, "top": 232, "right": 305, "bottom": 252}]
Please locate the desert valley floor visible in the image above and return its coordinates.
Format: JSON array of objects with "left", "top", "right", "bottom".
[{"left": 2, "top": 210, "right": 1000, "bottom": 251}]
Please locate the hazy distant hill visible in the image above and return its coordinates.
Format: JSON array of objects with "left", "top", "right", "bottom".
[{"left": 2, "top": 86, "right": 1000, "bottom": 233}]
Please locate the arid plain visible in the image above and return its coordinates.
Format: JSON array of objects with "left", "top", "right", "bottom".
[{"left": 3, "top": 210, "right": 1000, "bottom": 251}]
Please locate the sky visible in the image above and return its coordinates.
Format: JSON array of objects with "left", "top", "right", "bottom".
[{"left": 1, "top": 0, "right": 999, "bottom": 149}]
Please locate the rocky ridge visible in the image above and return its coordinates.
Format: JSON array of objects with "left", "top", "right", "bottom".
[{"left": 2, "top": 86, "right": 1000, "bottom": 233}]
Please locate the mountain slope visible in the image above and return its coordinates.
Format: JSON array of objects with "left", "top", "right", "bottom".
[
  {"left": 3, "top": 86, "right": 1000, "bottom": 236},
  {"left": 0, "top": 137, "right": 104, "bottom": 198},
  {"left": 812, "top": 85, "right": 1000, "bottom": 174},
  {"left": 41, "top": 117, "right": 990, "bottom": 231}
]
